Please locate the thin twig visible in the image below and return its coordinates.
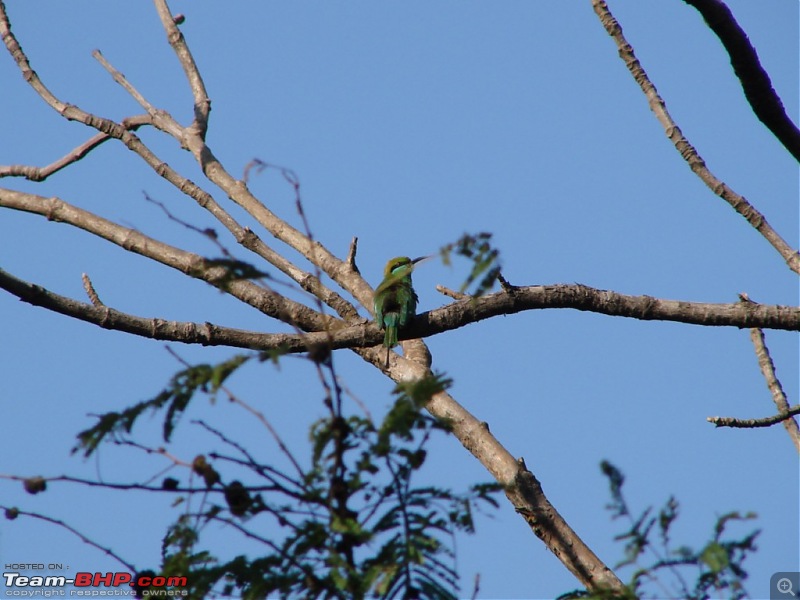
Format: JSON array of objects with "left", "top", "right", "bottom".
[
  {"left": 0, "top": 117, "right": 151, "bottom": 181},
  {"left": 115, "top": 439, "right": 193, "bottom": 468},
  {"left": 178, "top": 362, "right": 310, "bottom": 482},
  {"left": 92, "top": 50, "right": 157, "bottom": 116},
  {"left": 0, "top": 505, "right": 137, "bottom": 572},
  {"left": 749, "top": 327, "right": 798, "bottom": 433},
  {"left": 346, "top": 237, "right": 361, "bottom": 274},
  {"left": 194, "top": 419, "right": 308, "bottom": 494},
  {"left": 497, "top": 272, "right": 515, "bottom": 292},
  {"left": 0, "top": 472, "right": 280, "bottom": 494},
  {"left": 81, "top": 273, "right": 104, "bottom": 307},
  {"left": 707, "top": 405, "right": 800, "bottom": 429},
  {"left": 436, "top": 285, "right": 469, "bottom": 301},
  {"left": 225, "top": 391, "right": 307, "bottom": 481},
  {"left": 337, "top": 378, "right": 374, "bottom": 424},
  {"left": 92, "top": 49, "right": 185, "bottom": 141},
  {"left": 591, "top": 0, "right": 800, "bottom": 274}
]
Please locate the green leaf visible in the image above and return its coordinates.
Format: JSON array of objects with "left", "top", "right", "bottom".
[
  {"left": 699, "top": 541, "right": 729, "bottom": 573},
  {"left": 439, "top": 232, "right": 501, "bottom": 296},
  {"left": 74, "top": 355, "right": 252, "bottom": 456}
]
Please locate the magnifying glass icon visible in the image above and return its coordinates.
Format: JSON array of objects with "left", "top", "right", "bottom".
[{"left": 778, "top": 578, "right": 796, "bottom": 596}]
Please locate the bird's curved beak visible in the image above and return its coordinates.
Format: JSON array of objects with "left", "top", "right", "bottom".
[{"left": 412, "top": 255, "right": 433, "bottom": 265}]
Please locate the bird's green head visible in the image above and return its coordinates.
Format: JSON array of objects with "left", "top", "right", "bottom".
[
  {"left": 384, "top": 256, "right": 413, "bottom": 278},
  {"left": 383, "top": 255, "right": 430, "bottom": 278}
]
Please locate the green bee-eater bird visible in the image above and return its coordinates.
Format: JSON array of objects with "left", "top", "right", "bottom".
[{"left": 374, "top": 256, "right": 425, "bottom": 365}]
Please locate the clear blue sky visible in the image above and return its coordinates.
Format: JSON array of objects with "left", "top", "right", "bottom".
[{"left": 1, "top": 2, "right": 797, "bottom": 598}]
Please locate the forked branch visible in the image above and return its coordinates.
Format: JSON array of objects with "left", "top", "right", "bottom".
[{"left": 737, "top": 294, "right": 800, "bottom": 452}]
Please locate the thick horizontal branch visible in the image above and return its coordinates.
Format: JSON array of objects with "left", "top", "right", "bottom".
[
  {"left": 416, "top": 284, "right": 800, "bottom": 333},
  {"left": 0, "top": 267, "right": 346, "bottom": 350},
  {"left": 5, "top": 269, "right": 796, "bottom": 357},
  {"left": 682, "top": 0, "right": 800, "bottom": 162}
]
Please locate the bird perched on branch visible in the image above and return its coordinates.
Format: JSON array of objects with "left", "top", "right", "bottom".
[{"left": 373, "top": 256, "right": 426, "bottom": 366}]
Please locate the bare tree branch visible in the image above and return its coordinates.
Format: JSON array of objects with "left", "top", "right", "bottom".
[
  {"left": 591, "top": 0, "right": 800, "bottom": 275},
  {"left": 681, "top": 0, "right": 800, "bottom": 162},
  {"left": 0, "top": 267, "right": 329, "bottom": 350},
  {"left": 1, "top": 2, "right": 789, "bottom": 595},
  {"left": 81, "top": 273, "right": 104, "bottom": 307},
  {"left": 0, "top": 505, "right": 137, "bottom": 573},
  {"left": 141, "top": 4, "right": 376, "bottom": 308},
  {"left": 416, "top": 284, "right": 800, "bottom": 333},
  {"left": 346, "top": 236, "right": 360, "bottom": 274},
  {"left": 0, "top": 116, "right": 151, "bottom": 181},
  {"left": 707, "top": 405, "right": 800, "bottom": 429},
  {"left": 735, "top": 293, "right": 800, "bottom": 450},
  {"left": 0, "top": 473, "right": 280, "bottom": 495},
  {"left": 394, "top": 360, "right": 625, "bottom": 592},
  {"left": 152, "top": 0, "right": 211, "bottom": 139},
  {"left": 0, "top": 188, "right": 332, "bottom": 329},
  {"left": 3, "top": 261, "right": 799, "bottom": 360},
  {"left": 92, "top": 49, "right": 159, "bottom": 116},
  {"left": 141, "top": 190, "right": 360, "bottom": 321},
  {"left": 0, "top": 3, "right": 362, "bottom": 322},
  {"left": 748, "top": 328, "right": 799, "bottom": 449}
]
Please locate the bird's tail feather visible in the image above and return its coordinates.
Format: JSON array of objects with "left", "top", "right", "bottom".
[{"left": 383, "top": 314, "right": 400, "bottom": 347}]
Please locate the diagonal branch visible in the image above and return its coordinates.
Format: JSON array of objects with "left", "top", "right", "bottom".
[
  {"left": 381, "top": 357, "right": 626, "bottom": 593},
  {"left": 728, "top": 294, "right": 800, "bottom": 451},
  {"left": 93, "top": 50, "right": 159, "bottom": 116},
  {"left": 0, "top": 188, "right": 331, "bottom": 331},
  {"left": 0, "top": 115, "right": 152, "bottom": 181},
  {"left": 748, "top": 326, "right": 800, "bottom": 451},
  {"left": 591, "top": 0, "right": 800, "bottom": 275},
  {"left": 681, "top": 0, "right": 800, "bottom": 162}
]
